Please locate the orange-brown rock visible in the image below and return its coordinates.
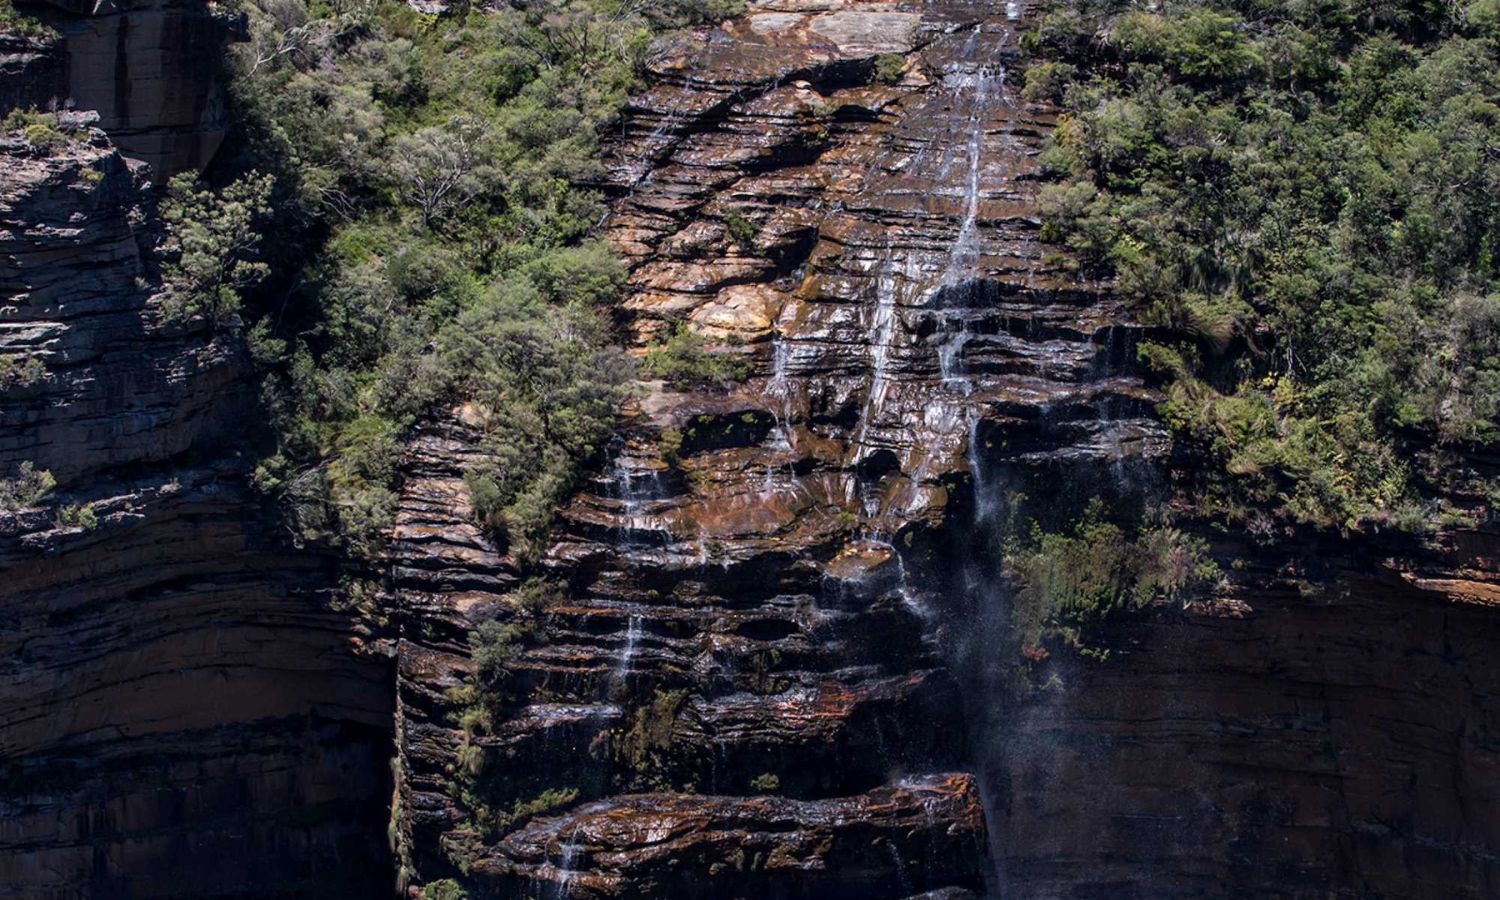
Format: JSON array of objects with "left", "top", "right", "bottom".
[
  {"left": 385, "top": 1, "right": 1500, "bottom": 898},
  {"left": 479, "top": 774, "right": 987, "bottom": 898}
]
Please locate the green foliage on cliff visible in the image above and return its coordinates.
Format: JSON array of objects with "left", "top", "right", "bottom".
[
  {"left": 0, "top": 462, "right": 53, "bottom": 511},
  {"left": 872, "top": 51, "right": 906, "bottom": 84},
  {"left": 0, "top": 0, "right": 54, "bottom": 37},
  {"left": 421, "top": 880, "right": 469, "bottom": 900},
  {"left": 2, "top": 108, "right": 80, "bottom": 153},
  {"left": 641, "top": 323, "right": 752, "bottom": 389},
  {"left": 53, "top": 502, "right": 98, "bottom": 531},
  {"left": 206, "top": 0, "right": 733, "bottom": 556},
  {"left": 614, "top": 687, "right": 689, "bottom": 785},
  {"left": 1008, "top": 500, "right": 1222, "bottom": 654},
  {"left": 158, "top": 171, "right": 274, "bottom": 327},
  {"left": 0, "top": 354, "right": 45, "bottom": 389},
  {"left": 1027, "top": 0, "right": 1500, "bottom": 532}
]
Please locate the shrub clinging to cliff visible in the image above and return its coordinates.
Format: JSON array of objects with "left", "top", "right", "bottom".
[{"left": 1007, "top": 500, "right": 1222, "bottom": 654}]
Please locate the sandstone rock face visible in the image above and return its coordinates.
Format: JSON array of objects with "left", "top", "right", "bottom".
[
  {"left": 0, "top": 134, "right": 393, "bottom": 898},
  {"left": 0, "top": 0, "right": 1494, "bottom": 896},
  {"left": 987, "top": 562, "right": 1500, "bottom": 899},
  {"left": 386, "top": 1, "right": 1500, "bottom": 898},
  {"left": 2, "top": 0, "right": 236, "bottom": 178},
  {"left": 386, "top": 0, "right": 1158, "bottom": 895}
]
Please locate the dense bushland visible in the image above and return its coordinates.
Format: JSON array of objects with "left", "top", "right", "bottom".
[
  {"left": 177, "top": 0, "right": 731, "bottom": 559},
  {"left": 1027, "top": 0, "right": 1500, "bottom": 533}
]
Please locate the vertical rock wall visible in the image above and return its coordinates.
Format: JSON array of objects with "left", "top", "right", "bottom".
[
  {"left": 385, "top": 1, "right": 1154, "bottom": 896},
  {"left": 0, "top": 67, "right": 393, "bottom": 900},
  {"left": 386, "top": 1, "right": 1500, "bottom": 898},
  {"left": 2, "top": 0, "right": 237, "bottom": 179}
]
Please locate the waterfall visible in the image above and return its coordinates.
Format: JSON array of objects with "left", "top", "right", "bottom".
[
  {"left": 891, "top": 543, "right": 931, "bottom": 621},
  {"left": 553, "top": 825, "right": 584, "bottom": 899},
  {"left": 885, "top": 842, "right": 916, "bottom": 895},
  {"left": 941, "top": 62, "right": 1006, "bottom": 285},
  {"left": 938, "top": 317, "right": 970, "bottom": 387},
  {"left": 627, "top": 75, "right": 698, "bottom": 185},
  {"left": 615, "top": 614, "right": 643, "bottom": 683}
]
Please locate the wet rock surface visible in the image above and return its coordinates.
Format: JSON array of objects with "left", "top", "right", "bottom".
[
  {"left": 0, "top": 0, "right": 1494, "bottom": 896},
  {"left": 385, "top": 1, "right": 1500, "bottom": 898},
  {"left": 387, "top": 0, "right": 1160, "bottom": 895},
  {"left": 484, "top": 774, "right": 987, "bottom": 899}
]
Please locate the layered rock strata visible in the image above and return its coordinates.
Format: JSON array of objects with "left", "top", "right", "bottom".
[
  {"left": 980, "top": 538, "right": 1500, "bottom": 899},
  {"left": 388, "top": 0, "right": 1158, "bottom": 895},
  {"left": 0, "top": 129, "right": 392, "bottom": 897},
  {"left": 387, "top": 1, "right": 1500, "bottom": 899}
]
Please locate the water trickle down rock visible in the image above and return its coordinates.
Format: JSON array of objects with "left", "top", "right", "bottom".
[
  {"left": 384, "top": 1, "right": 1160, "bottom": 895},
  {"left": 387, "top": 1, "right": 1500, "bottom": 897}
]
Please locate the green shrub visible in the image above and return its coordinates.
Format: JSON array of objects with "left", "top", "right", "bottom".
[
  {"left": 54, "top": 502, "right": 98, "bottom": 531},
  {"left": 722, "top": 210, "right": 756, "bottom": 248},
  {"left": 872, "top": 52, "right": 906, "bottom": 84},
  {"left": 3, "top": 108, "right": 76, "bottom": 152},
  {"left": 0, "top": 355, "right": 45, "bottom": 389},
  {"left": 158, "top": 171, "right": 274, "bottom": 328},
  {"left": 1008, "top": 500, "right": 1221, "bottom": 652},
  {"left": 509, "top": 786, "right": 578, "bottom": 823},
  {"left": 449, "top": 295, "right": 634, "bottom": 560},
  {"left": 615, "top": 688, "right": 689, "bottom": 778},
  {"left": 0, "top": 461, "right": 54, "bottom": 510},
  {"left": 642, "top": 324, "right": 751, "bottom": 389},
  {"left": 0, "top": 0, "right": 53, "bottom": 35},
  {"left": 469, "top": 619, "right": 524, "bottom": 680},
  {"left": 749, "top": 772, "right": 780, "bottom": 792},
  {"left": 423, "top": 880, "right": 469, "bottom": 900},
  {"left": 510, "top": 577, "right": 565, "bottom": 618}
]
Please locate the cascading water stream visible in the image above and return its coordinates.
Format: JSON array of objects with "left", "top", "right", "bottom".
[
  {"left": 615, "top": 614, "right": 643, "bottom": 683},
  {"left": 628, "top": 75, "right": 698, "bottom": 186},
  {"left": 553, "top": 825, "right": 584, "bottom": 899}
]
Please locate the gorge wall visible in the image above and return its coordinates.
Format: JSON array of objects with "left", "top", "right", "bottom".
[
  {"left": 2, "top": 0, "right": 236, "bottom": 177},
  {"left": 0, "top": 14, "right": 393, "bottom": 899},
  {"left": 386, "top": 1, "right": 1500, "bottom": 898},
  {"left": 0, "top": 0, "right": 1497, "bottom": 898}
]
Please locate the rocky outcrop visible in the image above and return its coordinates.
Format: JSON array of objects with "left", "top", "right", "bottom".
[
  {"left": 386, "top": 0, "right": 1158, "bottom": 895},
  {"left": 0, "top": 129, "right": 392, "bottom": 897},
  {"left": 385, "top": 1, "right": 1500, "bottom": 898},
  {"left": 483, "top": 774, "right": 987, "bottom": 899},
  {"left": 0, "top": 129, "right": 240, "bottom": 484},
  {"left": 2, "top": 0, "right": 237, "bottom": 178}
]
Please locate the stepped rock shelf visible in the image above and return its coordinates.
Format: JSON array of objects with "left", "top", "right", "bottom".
[
  {"left": 385, "top": 1, "right": 1500, "bottom": 897},
  {"left": 0, "top": 0, "right": 1497, "bottom": 897}
]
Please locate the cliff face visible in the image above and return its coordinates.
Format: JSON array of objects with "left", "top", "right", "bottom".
[
  {"left": 0, "top": 0, "right": 1496, "bottom": 898},
  {"left": 0, "top": 82, "right": 391, "bottom": 900},
  {"left": 385, "top": 1, "right": 1500, "bottom": 898},
  {"left": 2, "top": 0, "right": 236, "bottom": 178},
  {"left": 988, "top": 559, "right": 1500, "bottom": 899},
  {"left": 386, "top": 0, "right": 1150, "bottom": 894}
]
